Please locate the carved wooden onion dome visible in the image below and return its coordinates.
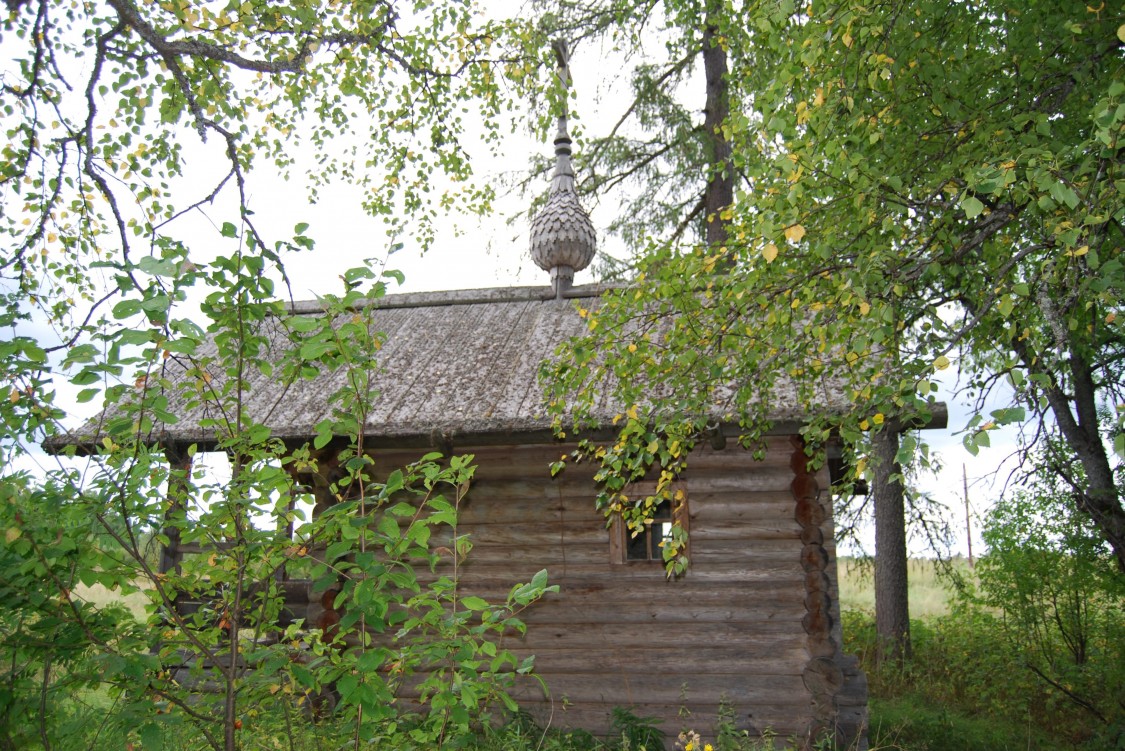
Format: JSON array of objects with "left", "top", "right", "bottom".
[{"left": 530, "top": 40, "right": 596, "bottom": 298}]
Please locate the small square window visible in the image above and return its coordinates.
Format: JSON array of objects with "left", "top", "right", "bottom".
[
  {"left": 625, "top": 499, "right": 674, "bottom": 561},
  {"left": 609, "top": 483, "right": 688, "bottom": 566}
]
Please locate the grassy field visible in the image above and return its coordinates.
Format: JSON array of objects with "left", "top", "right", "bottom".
[
  {"left": 837, "top": 556, "right": 969, "bottom": 618},
  {"left": 73, "top": 581, "right": 150, "bottom": 619}
]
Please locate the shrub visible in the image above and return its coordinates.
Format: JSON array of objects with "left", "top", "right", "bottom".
[{"left": 973, "top": 476, "right": 1125, "bottom": 744}]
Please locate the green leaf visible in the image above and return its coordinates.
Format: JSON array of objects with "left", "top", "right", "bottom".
[
  {"left": 299, "top": 338, "right": 336, "bottom": 360},
  {"left": 460, "top": 596, "right": 489, "bottom": 611},
  {"left": 220, "top": 221, "right": 238, "bottom": 238},
  {"left": 76, "top": 388, "right": 100, "bottom": 404},
  {"left": 961, "top": 194, "right": 985, "bottom": 219},
  {"left": 531, "top": 568, "right": 548, "bottom": 590},
  {"left": 112, "top": 300, "right": 142, "bottom": 319},
  {"left": 895, "top": 433, "right": 917, "bottom": 465},
  {"left": 313, "top": 428, "right": 333, "bottom": 450},
  {"left": 989, "top": 407, "right": 1026, "bottom": 424},
  {"left": 287, "top": 316, "right": 319, "bottom": 333},
  {"left": 139, "top": 722, "right": 162, "bottom": 749}
]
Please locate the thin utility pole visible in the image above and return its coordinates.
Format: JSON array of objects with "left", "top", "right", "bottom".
[{"left": 962, "top": 464, "right": 974, "bottom": 567}]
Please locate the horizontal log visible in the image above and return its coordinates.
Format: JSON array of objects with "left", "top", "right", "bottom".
[
  {"left": 683, "top": 496, "right": 798, "bottom": 519},
  {"left": 463, "top": 478, "right": 802, "bottom": 504},
  {"left": 446, "top": 560, "right": 807, "bottom": 582},
  {"left": 463, "top": 478, "right": 598, "bottom": 504},
  {"left": 508, "top": 672, "right": 811, "bottom": 707},
  {"left": 455, "top": 524, "right": 803, "bottom": 549},
  {"left": 503, "top": 621, "right": 808, "bottom": 649},
  {"left": 449, "top": 546, "right": 808, "bottom": 571},
  {"left": 681, "top": 471, "right": 798, "bottom": 494},
  {"left": 514, "top": 602, "right": 808, "bottom": 625},
  {"left": 453, "top": 577, "right": 814, "bottom": 603},
  {"left": 506, "top": 648, "right": 809, "bottom": 675},
  {"left": 458, "top": 497, "right": 802, "bottom": 526},
  {"left": 688, "top": 522, "right": 802, "bottom": 541}
]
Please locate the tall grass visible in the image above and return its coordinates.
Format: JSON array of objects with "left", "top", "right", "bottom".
[
  {"left": 841, "top": 558, "right": 1122, "bottom": 751},
  {"left": 72, "top": 582, "right": 149, "bottom": 620},
  {"left": 837, "top": 556, "right": 970, "bottom": 619}
]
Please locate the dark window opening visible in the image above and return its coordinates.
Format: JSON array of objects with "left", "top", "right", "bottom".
[{"left": 624, "top": 499, "right": 675, "bottom": 562}]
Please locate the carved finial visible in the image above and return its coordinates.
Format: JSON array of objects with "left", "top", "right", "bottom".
[{"left": 529, "top": 38, "right": 596, "bottom": 300}]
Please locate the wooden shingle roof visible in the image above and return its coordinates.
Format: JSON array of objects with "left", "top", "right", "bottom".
[{"left": 45, "top": 284, "right": 868, "bottom": 454}]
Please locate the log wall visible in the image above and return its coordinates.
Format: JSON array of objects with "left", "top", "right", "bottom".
[{"left": 372, "top": 437, "right": 867, "bottom": 749}]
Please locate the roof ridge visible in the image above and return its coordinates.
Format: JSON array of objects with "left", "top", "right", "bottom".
[{"left": 285, "top": 282, "right": 622, "bottom": 314}]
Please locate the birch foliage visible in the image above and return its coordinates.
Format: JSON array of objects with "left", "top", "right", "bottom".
[{"left": 544, "top": 1, "right": 1125, "bottom": 568}]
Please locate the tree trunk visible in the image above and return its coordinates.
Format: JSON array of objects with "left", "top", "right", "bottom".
[
  {"left": 872, "top": 426, "right": 911, "bottom": 664},
  {"left": 1013, "top": 333, "right": 1125, "bottom": 572},
  {"left": 1045, "top": 353, "right": 1125, "bottom": 572},
  {"left": 701, "top": 5, "right": 732, "bottom": 250}
]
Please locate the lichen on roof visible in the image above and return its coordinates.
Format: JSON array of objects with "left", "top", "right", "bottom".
[{"left": 44, "top": 283, "right": 860, "bottom": 454}]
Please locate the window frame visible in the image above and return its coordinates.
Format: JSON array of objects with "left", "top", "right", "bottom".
[{"left": 608, "top": 481, "right": 689, "bottom": 566}]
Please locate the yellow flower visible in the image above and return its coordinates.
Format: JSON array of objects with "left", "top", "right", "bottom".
[
  {"left": 705, "top": 746, "right": 714, "bottom": 751},
  {"left": 685, "top": 744, "right": 694, "bottom": 751}
]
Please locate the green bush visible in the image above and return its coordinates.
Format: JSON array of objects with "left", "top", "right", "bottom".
[
  {"left": 868, "top": 697, "right": 1050, "bottom": 751},
  {"left": 973, "top": 480, "right": 1125, "bottom": 742},
  {"left": 844, "top": 604, "right": 1121, "bottom": 750}
]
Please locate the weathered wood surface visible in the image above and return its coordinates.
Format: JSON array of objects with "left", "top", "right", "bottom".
[{"left": 354, "top": 437, "right": 838, "bottom": 745}]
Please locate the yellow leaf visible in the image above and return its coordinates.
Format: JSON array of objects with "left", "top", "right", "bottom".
[
  {"left": 795, "top": 100, "right": 809, "bottom": 124},
  {"left": 873, "top": 413, "right": 885, "bottom": 425},
  {"left": 859, "top": 419, "right": 870, "bottom": 431},
  {"left": 5, "top": 528, "right": 20, "bottom": 544},
  {"left": 763, "top": 243, "right": 778, "bottom": 263},
  {"left": 842, "top": 31, "right": 853, "bottom": 47},
  {"left": 784, "top": 224, "right": 806, "bottom": 242},
  {"left": 933, "top": 355, "right": 951, "bottom": 370},
  {"left": 1118, "top": 24, "right": 1125, "bottom": 43},
  {"left": 856, "top": 457, "right": 867, "bottom": 475},
  {"left": 626, "top": 404, "right": 639, "bottom": 420},
  {"left": 8, "top": 388, "right": 18, "bottom": 404},
  {"left": 1107, "top": 312, "right": 1116, "bottom": 324},
  {"left": 1072, "top": 245, "right": 1089, "bottom": 257},
  {"left": 858, "top": 301, "right": 871, "bottom": 315}
]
